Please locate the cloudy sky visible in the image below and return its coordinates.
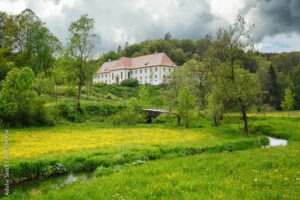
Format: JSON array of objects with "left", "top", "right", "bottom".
[{"left": 1, "top": 0, "right": 300, "bottom": 53}]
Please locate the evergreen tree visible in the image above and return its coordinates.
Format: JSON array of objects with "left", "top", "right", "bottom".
[{"left": 268, "top": 64, "right": 280, "bottom": 108}]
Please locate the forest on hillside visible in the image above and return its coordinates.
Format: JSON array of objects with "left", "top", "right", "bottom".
[{"left": 0, "top": 9, "right": 300, "bottom": 129}]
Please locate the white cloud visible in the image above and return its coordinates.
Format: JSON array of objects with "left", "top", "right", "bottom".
[
  {"left": 0, "top": 0, "right": 27, "bottom": 14},
  {"left": 210, "top": 0, "right": 246, "bottom": 23},
  {"left": 256, "top": 33, "right": 300, "bottom": 53}
]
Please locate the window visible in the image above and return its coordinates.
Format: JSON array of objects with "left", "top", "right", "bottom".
[
  {"left": 145, "top": 69, "right": 147, "bottom": 73},
  {"left": 135, "top": 70, "right": 137, "bottom": 74},
  {"left": 155, "top": 68, "right": 157, "bottom": 72},
  {"left": 145, "top": 76, "right": 147, "bottom": 79},
  {"left": 150, "top": 68, "right": 152, "bottom": 72},
  {"left": 163, "top": 68, "right": 165, "bottom": 72},
  {"left": 121, "top": 72, "right": 123, "bottom": 79},
  {"left": 105, "top": 74, "right": 107, "bottom": 78},
  {"left": 169, "top": 68, "right": 171, "bottom": 72},
  {"left": 140, "top": 76, "right": 142, "bottom": 79},
  {"left": 102, "top": 74, "right": 103, "bottom": 78},
  {"left": 140, "top": 69, "right": 142, "bottom": 73},
  {"left": 112, "top": 73, "right": 114, "bottom": 80},
  {"left": 155, "top": 75, "right": 157, "bottom": 78}
]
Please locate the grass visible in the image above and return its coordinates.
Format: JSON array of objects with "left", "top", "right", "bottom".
[
  {"left": 1, "top": 111, "right": 300, "bottom": 199},
  {"left": 9, "top": 144, "right": 299, "bottom": 200}
]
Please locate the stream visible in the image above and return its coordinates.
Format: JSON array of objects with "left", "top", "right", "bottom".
[
  {"left": 266, "top": 137, "right": 288, "bottom": 147},
  {"left": 1, "top": 136, "right": 288, "bottom": 197},
  {"left": 1, "top": 172, "right": 94, "bottom": 197}
]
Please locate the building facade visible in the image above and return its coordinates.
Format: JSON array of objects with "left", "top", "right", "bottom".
[{"left": 93, "top": 52, "right": 177, "bottom": 85}]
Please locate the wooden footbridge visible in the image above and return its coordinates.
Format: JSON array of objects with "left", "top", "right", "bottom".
[{"left": 142, "top": 108, "right": 179, "bottom": 123}]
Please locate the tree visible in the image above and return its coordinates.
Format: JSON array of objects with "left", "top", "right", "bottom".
[
  {"left": 0, "top": 67, "right": 37, "bottom": 125},
  {"left": 166, "top": 65, "right": 198, "bottom": 126},
  {"left": 66, "top": 14, "right": 100, "bottom": 111},
  {"left": 177, "top": 86, "right": 195, "bottom": 127},
  {"left": 164, "top": 32, "right": 172, "bottom": 40},
  {"left": 2, "top": 9, "right": 60, "bottom": 72},
  {"left": 138, "top": 85, "right": 150, "bottom": 108},
  {"left": 268, "top": 64, "right": 280, "bottom": 108},
  {"left": 124, "top": 41, "right": 129, "bottom": 49},
  {"left": 281, "top": 88, "right": 295, "bottom": 111},
  {"left": 98, "top": 50, "right": 121, "bottom": 66},
  {"left": 203, "top": 15, "right": 259, "bottom": 133},
  {"left": 117, "top": 45, "right": 122, "bottom": 53},
  {"left": 291, "top": 64, "right": 300, "bottom": 109},
  {"left": 0, "top": 11, "right": 7, "bottom": 48}
]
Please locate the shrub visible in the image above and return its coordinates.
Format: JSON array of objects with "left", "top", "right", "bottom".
[
  {"left": 152, "top": 113, "right": 177, "bottom": 124},
  {"left": 121, "top": 78, "right": 139, "bottom": 87},
  {"left": 109, "top": 110, "right": 145, "bottom": 125},
  {"left": 32, "top": 96, "right": 55, "bottom": 126},
  {"left": 108, "top": 97, "right": 146, "bottom": 125},
  {"left": 83, "top": 102, "right": 125, "bottom": 117},
  {"left": 56, "top": 102, "right": 85, "bottom": 122},
  {"left": 64, "top": 86, "right": 77, "bottom": 97}
]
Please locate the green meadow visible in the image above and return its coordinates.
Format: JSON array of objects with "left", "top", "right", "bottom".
[{"left": 1, "top": 111, "right": 300, "bottom": 199}]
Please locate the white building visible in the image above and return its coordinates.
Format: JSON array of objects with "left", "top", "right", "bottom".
[{"left": 93, "top": 52, "right": 177, "bottom": 85}]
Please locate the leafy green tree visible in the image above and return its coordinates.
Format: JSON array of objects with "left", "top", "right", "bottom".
[
  {"left": 281, "top": 88, "right": 295, "bottom": 111},
  {"left": 0, "top": 11, "right": 7, "bottom": 48},
  {"left": 203, "top": 15, "right": 259, "bottom": 133},
  {"left": 177, "top": 86, "right": 195, "bottom": 127},
  {"left": 98, "top": 50, "right": 120, "bottom": 66},
  {"left": 166, "top": 65, "right": 198, "bottom": 126},
  {"left": 0, "top": 67, "right": 37, "bottom": 125},
  {"left": 138, "top": 85, "right": 150, "bottom": 108},
  {"left": 2, "top": 9, "right": 60, "bottom": 72},
  {"left": 34, "top": 71, "right": 55, "bottom": 95},
  {"left": 66, "top": 14, "right": 100, "bottom": 111}
]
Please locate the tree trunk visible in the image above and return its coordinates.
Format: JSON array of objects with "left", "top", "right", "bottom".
[
  {"left": 241, "top": 107, "right": 248, "bottom": 134},
  {"left": 213, "top": 115, "right": 218, "bottom": 126},
  {"left": 176, "top": 114, "right": 181, "bottom": 126},
  {"left": 87, "top": 81, "right": 90, "bottom": 100},
  {"left": 77, "top": 81, "right": 82, "bottom": 112}
]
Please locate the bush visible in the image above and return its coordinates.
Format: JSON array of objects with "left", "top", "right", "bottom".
[
  {"left": 109, "top": 110, "right": 146, "bottom": 125},
  {"left": 83, "top": 102, "right": 125, "bottom": 117},
  {"left": 32, "top": 96, "right": 55, "bottom": 126},
  {"left": 108, "top": 97, "right": 146, "bottom": 125},
  {"left": 56, "top": 102, "right": 85, "bottom": 122},
  {"left": 121, "top": 78, "right": 139, "bottom": 87},
  {"left": 64, "top": 86, "right": 77, "bottom": 97},
  {"left": 152, "top": 113, "right": 177, "bottom": 124}
]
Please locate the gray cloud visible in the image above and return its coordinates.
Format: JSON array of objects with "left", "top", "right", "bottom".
[
  {"left": 242, "top": 0, "right": 300, "bottom": 42},
  {"left": 43, "top": 0, "right": 225, "bottom": 52},
  {"left": 3, "top": 0, "right": 300, "bottom": 52}
]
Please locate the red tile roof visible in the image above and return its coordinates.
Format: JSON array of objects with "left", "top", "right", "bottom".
[{"left": 97, "top": 52, "right": 176, "bottom": 73}]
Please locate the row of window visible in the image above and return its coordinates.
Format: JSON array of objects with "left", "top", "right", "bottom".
[{"left": 95, "top": 67, "right": 174, "bottom": 80}]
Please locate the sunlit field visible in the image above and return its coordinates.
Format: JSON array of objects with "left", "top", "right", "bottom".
[{"left": 0, "top": 124, "right": 249, "bottom": 160}]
